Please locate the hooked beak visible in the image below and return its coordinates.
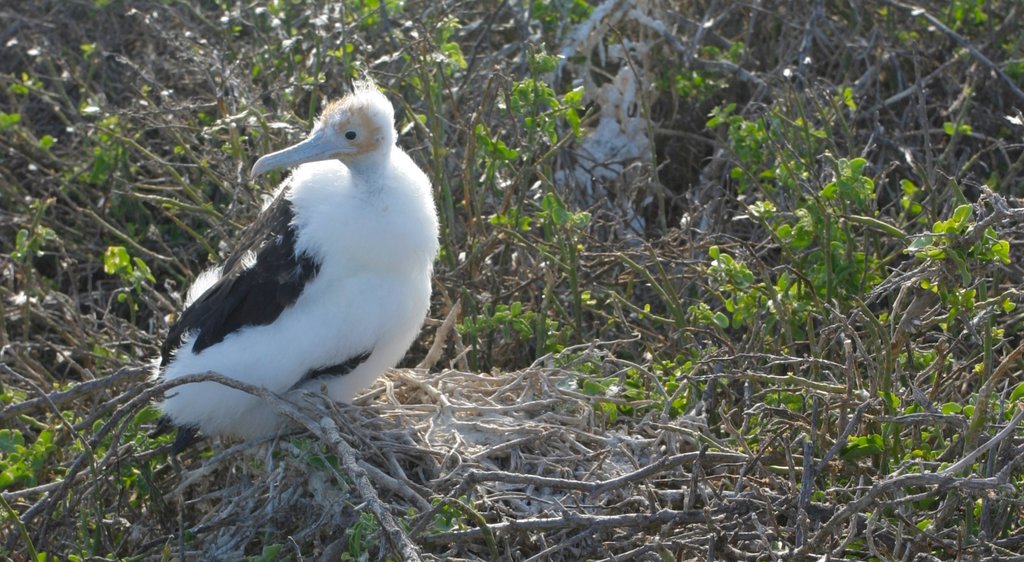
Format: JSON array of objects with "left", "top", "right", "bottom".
[{"left": 250, "top": 130, "right": 357, "bottom": 177}]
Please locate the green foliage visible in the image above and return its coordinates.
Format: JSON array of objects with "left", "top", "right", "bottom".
[
  {"left": 507, "top": 53, "right": 584, "bottom": 143},
  {"left": 943, "top": 121, "right": 973, "bottom": 137},
  {"left": 475, "top": 124, "right": 519, "bottom": 162},
  {"left": 345, "top": 512, "right": 381, "bottom": 558},
  {"left": 841, "top": 433, "right": 884, "bottom": 460},
  {"left": 458, "top": 300, "right": 565, "bottom": 354},
  {"left": 0, "top": 429, "right": 57, "bottom": 490},
  {"left": 900, "top": 179, "right": 924, "bottom": 218},
  {"left": 836, "top": 86, "right": 857, "bottom": 111},
  {"left": 12, "top": 198, "right": 57, "bottom": 265},
  {"left": 531, "top": 0, "right": 594, "bottom": 34},
  {"left": 943, "top": 0, "right": 988, "bottom": 28},
  {"left": 454, "top": 46, "right": 591, "bottom": 368},
  {"left": 702, "top": 245, "right": 764, "bottom": 330},
  {"left": 706, "top": 95, "right": 895, "bottom": 320},
  {"left": 0, "top": 111, "right": 21, "bottom": 130},
  {"left": 1010, "top": 382, "right": 1024, "bottom": 403},
  {"left": 907, "top": 204, "right": 1011, "bottom": 269},
  {"left": 103, "top": 245, "right": 156, "bottom": 319},
  {"left": 103, "top": 246, "right": 155, "bottom": 292},
  {"left": 429, "top": 496, "right": 471, "bottom": 533},
  {"left": 435, "top": 17, "right": 467, "bottom": 74},
  {"left": 83, "top": 115, "right": 125, "bottom": 186},
  {"left": 706, "top": 103, "right": 773, "bottom": 194},
  {"left": 673, "top": 43, "right": 744, "bottom": 101},
  {"left": 820, "top": 157, "right": 874, "bottom": 208}
]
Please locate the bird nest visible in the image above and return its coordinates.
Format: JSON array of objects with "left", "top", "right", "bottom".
[
  {"left": 142, "top": 350, "right": 1024, "bottom": 562},
  {"left": 29, "top": 340, "right": 749, "bottom": 561},
  {"left": 146, "top": 348, "right": 726, "bottom": 561},
  {"left": 71, "top": 352, "right": 794, "bottom": 560}
]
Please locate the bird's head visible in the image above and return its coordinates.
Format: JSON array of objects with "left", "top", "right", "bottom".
[{"left": 251, "top": 81, "right": 396, "bottom": 177}]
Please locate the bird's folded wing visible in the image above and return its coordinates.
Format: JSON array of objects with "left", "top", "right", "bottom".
[{"left": 161, "top": 194, "right": 321, "bottom": 365}]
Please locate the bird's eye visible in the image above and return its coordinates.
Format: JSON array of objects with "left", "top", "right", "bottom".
[{"left": 345, "top": 130, "right": 357, "bottom": 140}]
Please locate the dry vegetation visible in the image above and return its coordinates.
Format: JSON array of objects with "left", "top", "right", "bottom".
[{"left": 2, "top": 0, "right": 1024, "bottom": 560}]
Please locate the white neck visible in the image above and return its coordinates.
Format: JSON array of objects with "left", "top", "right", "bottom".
[{"left": 343, "top": 146, "right": 391, "bottom": 176}]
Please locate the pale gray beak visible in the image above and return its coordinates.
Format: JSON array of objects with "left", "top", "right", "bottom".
[{"left": 250, "top": 130, "right": 356, "bottom": 177}]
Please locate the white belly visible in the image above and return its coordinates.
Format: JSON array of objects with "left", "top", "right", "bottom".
[{"left": 158, "top": 269, "right": 431, "bottom": 438}]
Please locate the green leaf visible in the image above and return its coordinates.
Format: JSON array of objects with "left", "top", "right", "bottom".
[
  {"left": 1010, "top": 382, "right": 1024, "bottom": 403},
  {"left": 12, "top": 229, "right": 30, "bottom": 261},
  {"left": 103, "top": 245, "right": 132, "bottom": 275},
  {"left": 848, "top": 157, "right": 867, "bottom": 176},
  {"left": 841, "top": 433, "right": 884, "bottom": 460},
  {"left": 839, "top": 86, "right": 857, "bottom": 111},
  {"left": 991, "top": 239, "right": 1010, "bottom": 264},
  {"left": 441, "top": 41, "right": 467, "bottom": 70},
  {"left": 713, "top": 312, "right": 729, "bottom": 329},
  {"left": 748, "top": 200, "right": 775, "bottom": 218},
  {"left": 541, "top": 193, "right": 571, "bottom": 226},
  {"left": 474, "top": 123, "right": 518, "bottom": 161},
  {"left": 132, "top": 256, "right": 156, "bottom": 283},
  {"left": 0, "top": 111, "right": 21, "bottom": 131},
  {"left": 599, "top": 401, "right": 618, "bottom": 423},
  {"left": 706, "top": 103, "right": 735, "bottom": 128},
  {"left": 950, "top": 204, "right": 972, "bottom": 227},
  {"left": 906, "top": 234, "right": 935, "bottom": 253},
  {"left": 0, "top": 429, "right": 25, "bottom": 453},
  {"left": 564, "top": 107, "right": 580, "bottom": 136},
  {"left": 580, "top": 379, "right": 607, "bottom": 396},
  {"left": 530, "top": 51, "right": 559, "bottom": 74},
  {"left": 943, "top": 121, "right": 972, "bottom": 136},
  {"left": 562, "top": 85, "right": 584, "bottom": 106},
  {"left": 134, "top": 406, "right": 162, "bottom": 426}
]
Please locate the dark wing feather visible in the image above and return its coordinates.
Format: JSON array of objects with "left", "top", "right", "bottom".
[
  {"left": 291, "top": 351, "right": 373, "bottom": 391},
  {"left": 149, "top": 416, "right": 201, "bottom": 453},
  {"left": 160, "top": 193, "right": 320, "bottom": 365}
]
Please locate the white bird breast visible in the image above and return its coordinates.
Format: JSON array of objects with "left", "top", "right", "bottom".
[
  {"left": 289, "top": 156, "right": 439, "bottom": 272},
  {"left": 159, "top": 152, "right": 439, "bottom": 439}
]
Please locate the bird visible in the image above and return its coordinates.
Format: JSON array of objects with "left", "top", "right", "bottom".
[{"left": 152, "top": 81, "right": 439, "bottom": 451}]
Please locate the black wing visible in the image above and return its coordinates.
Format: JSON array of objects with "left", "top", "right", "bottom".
[
  {"left": 292, "top": 351, "right": 373, "bottom": 390},
  {"left": 150, "top": 416, "right": 201, "bottom": 453},
  {"left": 160, "top": 193, "right": 320, "bottom": 365}
]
